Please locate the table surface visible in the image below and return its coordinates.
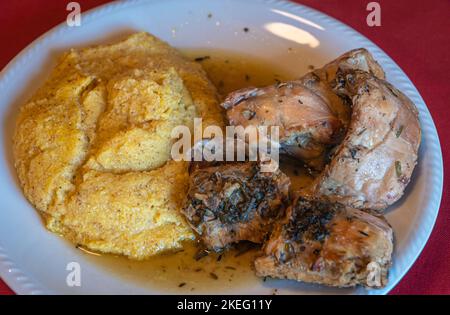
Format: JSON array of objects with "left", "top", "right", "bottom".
[{"left": 0, "top": 0, "right": 448, "bottom": 295}]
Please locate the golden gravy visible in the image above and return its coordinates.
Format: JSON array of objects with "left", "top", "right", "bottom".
[{"left": 183, "top": 48, "right": 292, "bottom": 97}]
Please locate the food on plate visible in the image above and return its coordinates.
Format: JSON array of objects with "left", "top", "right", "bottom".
[
  {"left": 13, "top": 32, "right": 224, "bottom": 259},
  {"left": 12, "top": 26, "right": 419, "bottom": 290},
  {"left": 183, "top": 162, "right": 290, "bottom": 251},
  {"left": 221, "top": 48, "right": 420, "bottom": 212},
  {"left": 255, "top": 197, "right": 393, "bottom": 288},
  {"left": 220, "top": 49, "right": 386, "bottom": 171},
  {"left": 215, "top": 48, "right": 419, "bottom": 288},
  {"left": 310, "top": 68, "right": 421, "bottom": 211}
]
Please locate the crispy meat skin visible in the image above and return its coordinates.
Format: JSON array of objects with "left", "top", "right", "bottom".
[
  {"left": 311, "top": 69, "right": 421, "bottom": 211},
  {"left": 255, "top": 197, "right": 393, "bottom": 288},
  {"left": 182, "top": 162, "right": 290, "bottom": 251}
]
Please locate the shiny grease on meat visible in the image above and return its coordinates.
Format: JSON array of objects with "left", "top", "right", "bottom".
[
  {"left": 183, "top": 162, "right": 290, "bottom": 251},
  {"left": 255, "top": 197, "right": 393, "bottom": 288}
]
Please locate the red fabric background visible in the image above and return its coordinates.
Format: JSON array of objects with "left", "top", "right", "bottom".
[{"left": 0, "top": 0, "right": 448, "bottom": 295}]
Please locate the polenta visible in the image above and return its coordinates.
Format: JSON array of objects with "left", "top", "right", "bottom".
[{"left": 13, "top": 32, "right": 224, "bottom": 259}]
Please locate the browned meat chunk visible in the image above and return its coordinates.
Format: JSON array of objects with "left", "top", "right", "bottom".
[
  {"left": 182, "top": 162, "right": 290, "bottom": 251},
  {"left": 255, "top": 197, "right": 393, "bottom": 288}
]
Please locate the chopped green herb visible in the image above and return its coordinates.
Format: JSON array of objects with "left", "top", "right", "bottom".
[
  {"left": 194, "top": 56, "right": 210, "bottom": 62},
  {"left": 225, "top": 266, "right": 236, "bottom": 270},
  {"left": 209, "top": 272, "right": 219, "bottom": 280},
  {"left": 357, "top": 128, "right": 367, "bottom": 136},
  {"left": 396, "top": 125, "right": 404, "bottom": 138},
  {"left": 395, "top": 161, "right": 402, "bottom": 177}
]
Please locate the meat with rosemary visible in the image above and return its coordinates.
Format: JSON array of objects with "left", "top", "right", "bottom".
[
  {"left": 182, "top": 162, "right": 290, "bottom": 251},
  {"left": 254, "top": 197, "right": 393, "bottom": 288}
]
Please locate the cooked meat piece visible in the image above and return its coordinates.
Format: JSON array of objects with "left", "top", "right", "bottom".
[
  {"left": 182, "top": 162, "right": 290, "bottom": 251},
  {"left": 221, "top": 48, "right": 385, "bottom": 170},
  {"left": 310, "top": 69, "right": 421, "bottom": 211},
  {"left": 255, "top": 197, "right": 393, "bottom": 288},
  {"left": 222, "top": 83, "right": 343, "bottom": 170},
  {"left": 298, "top": 48, "right": 385, "bottom": 128}
]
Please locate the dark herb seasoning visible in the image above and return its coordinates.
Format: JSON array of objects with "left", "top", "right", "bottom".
[
  {"left": 209, "top": 272, "right": 219, "bottom": 280},
  {"left": 357, "top": 128, "right": 367, "bottom": 136},
  {"left": 395, "top": 161, "right": 402, "bottom": 177},
  {"left": 358, "top": 230, "right": 369, "bottom": 237},
  {"left": 387, "top": 84, "right": 399, "bottom": 97},
  {"left": 225, "top": 266, "right": 236, "bottom": 270},
  {"left": 194, "top": 56, "right": 211, "bottom": 62},
  {"left": 396, "top": 125, "right": 404, "bottom": 138},
  {"left": 284, "top": 198, "right": 340, "bottom": 245},
  {"left": 194, "top": 248, "right": 209, "bottom": 261}
]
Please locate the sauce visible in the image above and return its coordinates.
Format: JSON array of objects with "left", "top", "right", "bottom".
[
  {"left": 80, "top": 49, "right": 313, "bottom": 293},
  {"left": 183, "top": 49, "right": 292, "bottom": 97},
  {"left": 80, "top": 242, "right": 261, "bottom": 293}
]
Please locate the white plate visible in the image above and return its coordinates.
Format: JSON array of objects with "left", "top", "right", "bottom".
[{"left": 0, "top": 0, "right": 443, "bottom": 295}]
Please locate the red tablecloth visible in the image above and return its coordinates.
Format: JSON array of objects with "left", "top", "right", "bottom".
[{"left": 0, "top": 0, "right": 448, "bottom": 295}]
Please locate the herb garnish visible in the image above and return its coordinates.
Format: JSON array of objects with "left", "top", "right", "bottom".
[
  {"left": 194, "top": 56, "right": 210, "bottom": 62},
  {"left": 209, "top": 272, "right": 219, "bottom": 280},
  {"left": 396, "top": 125, "right": 404, "bottom": 138},
  {"left": 395, "top": 161, "right": 402, "bottom": 177}
]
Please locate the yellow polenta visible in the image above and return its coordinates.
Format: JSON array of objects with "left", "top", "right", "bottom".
[{"left": 13, "top": 32, "right": 224, "bottom": 259}]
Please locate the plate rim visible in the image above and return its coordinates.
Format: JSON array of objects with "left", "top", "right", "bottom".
[{"left": 0, "top": 0, "right": 443, "bottom": 295}]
